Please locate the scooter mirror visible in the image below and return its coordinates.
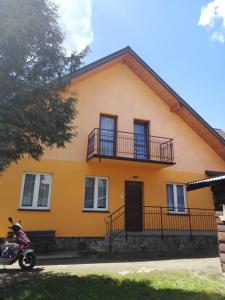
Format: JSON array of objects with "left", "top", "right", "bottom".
[{"left": 8, "top": 217, "right": 13, "bottom": 224}]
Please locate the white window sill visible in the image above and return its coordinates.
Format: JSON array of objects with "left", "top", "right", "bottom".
[
  {"left": 167, "top": 210, "right": 188, "bottom": 215},
  {"left": 82, "top": 209, "right": 109, "bottom": 213},
  {"left": 18, "top": 208, "right": 50, "bottom": 212}
]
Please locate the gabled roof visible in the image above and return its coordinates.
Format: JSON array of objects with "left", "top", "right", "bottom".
[
  {"left": 215, "top": 129, "right": 225, "bottom": 141},
  {"left": 64, "top": 46, "right": 225, "bottom": 160}
]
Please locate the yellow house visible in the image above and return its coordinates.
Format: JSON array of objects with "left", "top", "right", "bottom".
[{"left": 1, "top": 47, "right": 225, "bottom": 255}]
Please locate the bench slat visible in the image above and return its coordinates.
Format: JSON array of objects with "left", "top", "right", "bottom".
[{"left": 26, "top": 231, "right": 55, "bottom": 238}]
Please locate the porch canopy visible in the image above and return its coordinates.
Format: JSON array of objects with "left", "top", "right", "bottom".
[{"left": 186, "top": 175, "right": 225, "bottom": 191}]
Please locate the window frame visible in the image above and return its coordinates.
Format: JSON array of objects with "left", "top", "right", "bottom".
[
  {"left": 19, "top": 172, "right": 52, "bottom": 210},
  {"left": 166, "top": 183, "right": 187, "bottom": 214},
  {"left": 99, "top": 114, "right": 117, "bottom": 157},
  {"left": 83, "top": 176, "right": 109, "bottom": 211},
  {"left": 133, "top": 119, "right": 149, "bottom": 160}
]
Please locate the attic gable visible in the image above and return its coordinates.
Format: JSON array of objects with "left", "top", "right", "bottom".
[{"left": 64, "top": 47, "right": 225, "bottom": 161}]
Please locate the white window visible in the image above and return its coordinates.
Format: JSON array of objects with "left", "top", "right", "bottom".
[
  {"left": 166, "top": 183, "right": 187, "bottom": 213},
  {"left": 84, "top": 176, "right": 108, "bottom": 211},
  {"left": 20, "top": 173, "right": 52, "bottom": 210}
]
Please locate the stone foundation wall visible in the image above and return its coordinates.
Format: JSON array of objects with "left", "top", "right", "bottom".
[
  {"left": 109, "top": 234, "right": 218, "bottom": 259},
  {"left": 0, "top": 236, "right": 105, "bottom": 253},
  {"left": 216, "top": 211, "right": 225, "bottom": 272},
  {"left": 50, "top": 237, "right": 105, "bottom": 252},
  {"left": 0, "top": 234, "right": 219, "bottom": 258},
  {"left": 44, "top": 234, "right": 218, "bottom": 258}
]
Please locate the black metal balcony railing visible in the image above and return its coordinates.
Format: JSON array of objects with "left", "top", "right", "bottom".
[
  {"left": 87, "top": 128, "right": 175, "bottom": 164},
  {"left": 105, "top": 205, "right": 217, "bottom": 252}
]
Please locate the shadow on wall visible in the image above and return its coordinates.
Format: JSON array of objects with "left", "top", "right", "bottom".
[{"left": 1, "top": 268, "right": 225, "bottom": 300}]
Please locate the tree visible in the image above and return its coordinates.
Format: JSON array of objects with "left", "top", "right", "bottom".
[{"left": 0, "top": 0, "right": 88, "bottom": 171}]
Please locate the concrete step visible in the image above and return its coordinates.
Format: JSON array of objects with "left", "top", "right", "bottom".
[
  {"left": 217, "top": 225, "right": 225, "bottom": 232},
  {"left": 218, "top": 232, "right": 225, "bottom": 242},
  {"left": 219, "top": 243, "right": 225, "bottom": 253},
  {"left": 220, "top": 253, "right": 225, "bottom": 264},
  {"left": 216, "top": 211, "right": 223, "bottom": 217},
  {"left": 221, "top": 263, "right": 225, "bottom": 272}
]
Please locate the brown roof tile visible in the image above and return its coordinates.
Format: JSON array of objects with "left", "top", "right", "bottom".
[{"left": 214, "top": 129, "right": 225, "bottom": 140}]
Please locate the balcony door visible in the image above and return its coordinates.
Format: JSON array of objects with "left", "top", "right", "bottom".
[
  {"left": 134, "top": 121, "right": 149, "bottom": 160},
  {"left": 100, "top": 115, "right": 116, "bottom": 156}
]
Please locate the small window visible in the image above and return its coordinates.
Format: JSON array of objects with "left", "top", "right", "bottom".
[
  {"left": 84, "top": 177, "right": 108, "bottom": 211},
  {"left": 166, "top": 183, "right": 186, "bottom": 213},
  {"left": 20, "top": 173, "right": 52, "bottom": 210}
]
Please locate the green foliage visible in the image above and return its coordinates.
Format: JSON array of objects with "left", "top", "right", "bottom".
[{"left": 0, "top": 0, "right": 89, "bottom": 171}]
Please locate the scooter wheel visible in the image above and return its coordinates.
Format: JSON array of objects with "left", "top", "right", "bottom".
[{"left": 19, "top": 253, "right": 36, "bottom": 271}]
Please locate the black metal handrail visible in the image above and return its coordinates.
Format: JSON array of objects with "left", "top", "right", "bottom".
[
  {"left": 105, "top": 205, "right": 125, "bottom": 252},
  {"left": 105, "top": 205, "right": 217, "bottom": 252},
  {"left": 87, "top": 128, "right": 174, "bottom": 164}
]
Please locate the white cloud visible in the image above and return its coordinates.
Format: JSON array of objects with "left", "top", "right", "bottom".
[
  {"left": 198, "top": 0, "right": 225, "bottom": 43},
  {"left": 54, "top": 0, "right": 93, "bottom": 54},
  {"left": 211, "top": 31, "right": 225, "bottom": 43}
]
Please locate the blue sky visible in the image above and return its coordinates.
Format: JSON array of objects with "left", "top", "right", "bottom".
[{"left": 55, "top": 0, "right": 225, "bottom": 130}]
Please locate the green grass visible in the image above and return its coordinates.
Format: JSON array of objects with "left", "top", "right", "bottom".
[{"left": 1, "top": 269, "right": 225, "bottom": 300}]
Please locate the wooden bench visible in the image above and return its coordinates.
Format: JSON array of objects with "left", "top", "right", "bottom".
[{"left": 26, "top": 231, "right": 56, "bottom": 253}]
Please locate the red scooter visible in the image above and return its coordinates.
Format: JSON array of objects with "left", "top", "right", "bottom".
[{"left": 0, "top": 217, "right": 36, "bottom": 270}]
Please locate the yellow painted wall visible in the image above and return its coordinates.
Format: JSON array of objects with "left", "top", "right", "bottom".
[
  {"left": 0, "top": 159, "right": 217, "bottom": 237},
  {"left": 0, "top": 62, "right": 224, "bottom": 237},
  {"left": 45, "top": 63, "right": 225, "bottom": 173}
]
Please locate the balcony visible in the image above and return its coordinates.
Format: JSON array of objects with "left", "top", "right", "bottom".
[{"left": 87, "top": 128, "right": 175, "bottom": 165}]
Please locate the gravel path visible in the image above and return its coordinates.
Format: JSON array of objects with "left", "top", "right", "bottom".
[{"left": 1, "top": 257, "right": 222, "bottom": 275}]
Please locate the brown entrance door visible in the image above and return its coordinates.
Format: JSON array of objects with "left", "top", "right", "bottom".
[{"left": 125, "top": 181, "right": 143, "bottom": 232}]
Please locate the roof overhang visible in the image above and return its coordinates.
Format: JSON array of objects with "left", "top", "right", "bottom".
[
  {"left": 63, "top": 47, "right": 225, "bottom": 160},
  {"left": 205, "top": 170, "right": 225, "bottom": 177},
  {"left": 186, "top": 175, "right": 225, "bottom": 191}
]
